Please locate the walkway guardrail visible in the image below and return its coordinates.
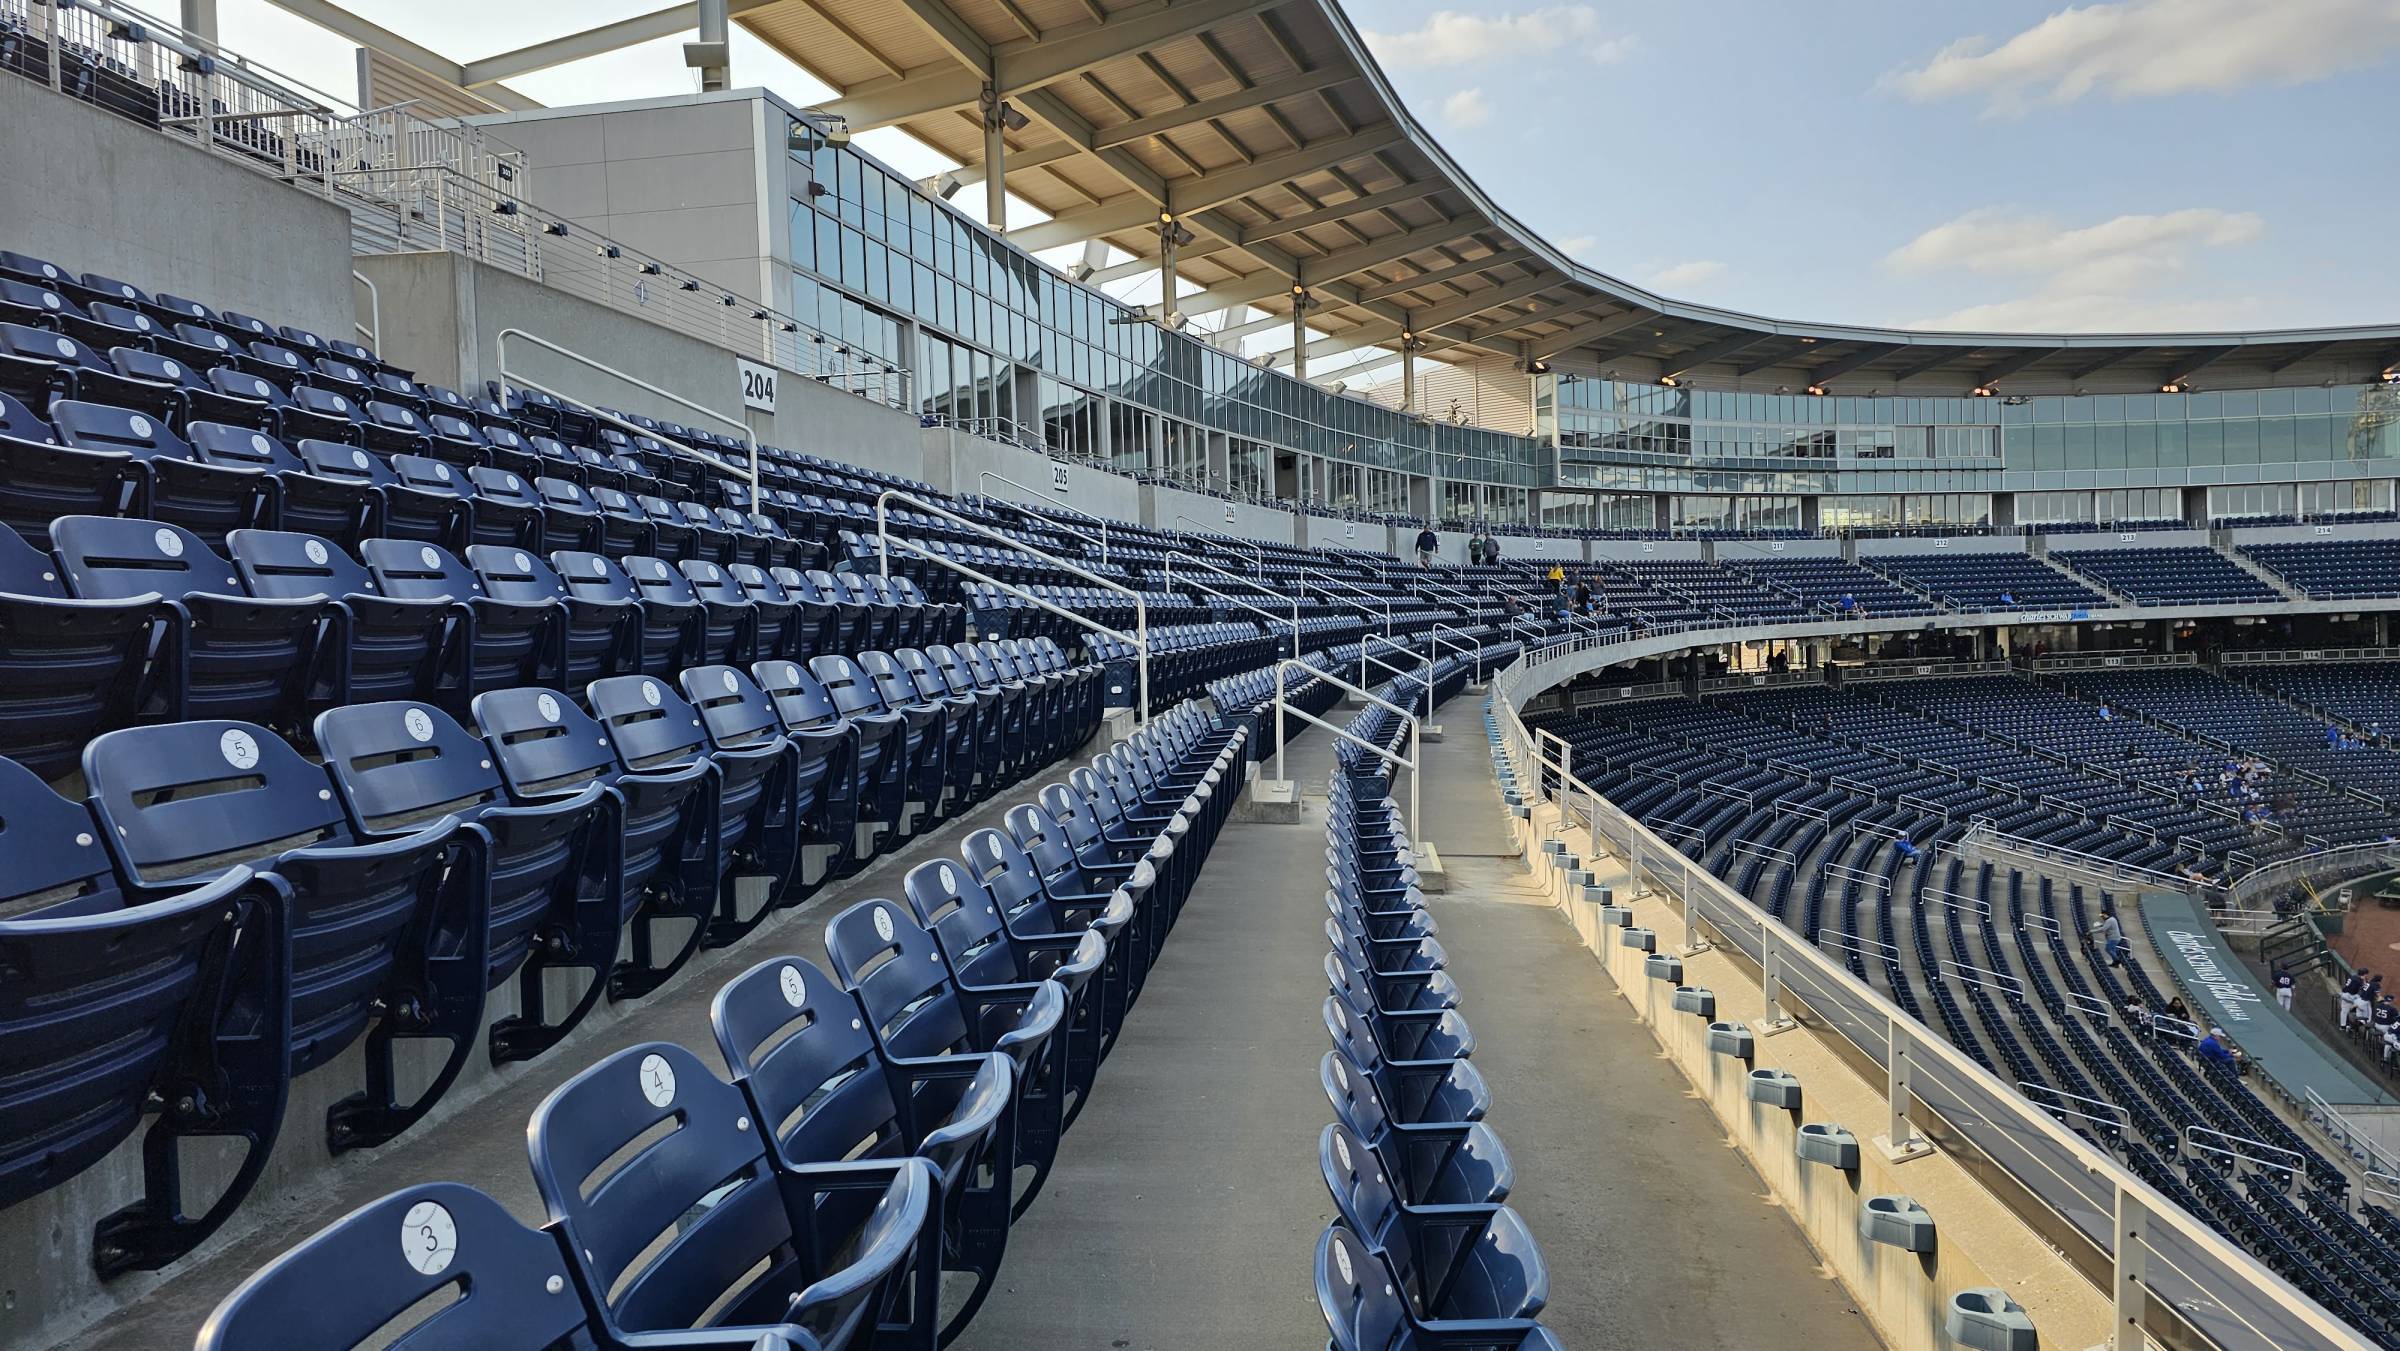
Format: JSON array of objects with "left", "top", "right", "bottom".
[
  {"left": 1495, "top": 643, "right": 2377, "bottom": 1351},
  {"left": 1273, "top": 659, "right": 1425, "bottom": 844},
  {"left": 872, "top": 490, "right": 1149, "bottom": 721},
  {"left": 495, "top": 327, "right": 757, "bottom": 501},
  {"left": 979, "top": 472, "right": 1108, "bottom": 566}
]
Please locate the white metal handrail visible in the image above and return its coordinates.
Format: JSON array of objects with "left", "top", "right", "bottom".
[
  {"left": 1183, "top": 575, "right": 1302, "bottom": 658},
  {"left": 1361, "top": 637, "right": 1436, "bottom": 721},
  {"left": 978, "top": 470, "right": 1109, "bottom": 567},
  {"left": 1429, "top": 624, "right": 1485, "bottom": 680},
  {"left": 1172, "top": 515, "right": 1265, "bottom": 572},
  {"left": 495, "top": 327, "right": 757, "bottom": 501},
  {"left": 1308, "top": 576, "right": 1395, "bottom": 630},
  {"left": 873, "top": 490, "right": 1149, "bottom": 721},
  {"left": 352, "top": 270, "right": 380, "bottom": 348},
  {"left": 1499, "top": 668, "right": 2376, "bottom": 1351},
  {"left": 1274, "top": 658, "right": 1426, "bottom": 844}
]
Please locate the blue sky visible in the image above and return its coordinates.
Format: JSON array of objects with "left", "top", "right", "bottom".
[{"left": 215, "top": 0, "right": 2400, "bottom": 336}]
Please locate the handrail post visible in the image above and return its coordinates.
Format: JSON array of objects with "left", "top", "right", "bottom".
[
  {"left": 1759, "top": 921, "right": 1795, "bottom": 1034},
  {"left": 1882, "top": 1017, "right": 1934, "bottom": 1162},
  {"left": 1409, "top": 716, "right": 1421, "bottom": 847},
  {"left": 1274, "top": 660, "right": 1288, "bottom": 789},
  {"left": 2114, "top": 1187, "right": 2149, "bottom": 1348}
]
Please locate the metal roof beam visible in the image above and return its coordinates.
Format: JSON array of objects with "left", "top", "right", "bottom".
[
  {"left": 1177, "top": 273, "right": 1299, "bottom": 320},
  {"left": 1094, "top": 67, "right": 1351, "bottom": 147},
  {"left": 1164, "top": 127, "right": 1408, "bottom": 217},
  {"left": 1975, "top": 346, "right": 2057, "bottom": 388},
  {"left": 890, "top": 0, "right": 991, "bottom": 70},
  {"left": 2268, "top": 341, "right": 2337, "bottom": 375},
  {"left": 1735, "top": 338, "right": 1813, "bottom": 375},
  {"left": 997, "top": 0, "right": 1273, "bottom": 95},
  {"left": 460, "top": 0, "right": 781, "bottom": 86},
  {"left": 1802, "top": 342, "right": 1901, "bottom": 387},
  {"left": 1353, "top": 247, "right": 1529, "bottom": 303},
  {"left": 1091, "top": 238, "right": 1227, "bottom": 283},
  {"left": 1244, "top": 183, "right": 1444, "bottom": 244},
  {"left": 1662, "top": 330, "right": 1772, "bottom": 378},
  {"left": 952, "top": 138, "right": 1080, "bottom": 184},
  {"left": 1888, "top": 345, "right": 1972, "bottom": 383},
  {"left": 2169, "top": 344, "right": 2240, "bottom": 383},
  {"left": 1298, "top": 224, "right": 1473, "bottom": 287},
  {"left": 1408, "top": 273, "right": 1558, "bottom": 332},
  {"left": 2064, "top": 346, "right": 2147, "bottom": 381},
  {"left": 1006, "top": 196, "right": 1160, "bottom": 251},
  {"left": 810, "top": 64, "right": 982, "bottom": 130},
  {"left": 1528, "top": 307, "right": 1659, "bottom": 363}
]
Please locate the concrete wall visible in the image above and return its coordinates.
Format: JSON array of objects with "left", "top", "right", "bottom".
[
  {"left": 1495, "top": 532, "right": 1583, "bottom": 562},
  {"left": 1591, "top": 539, "right": 1705, "bottom": 562},
  {"left": 1856, "top": 534, "right": 2028, "bottom": 557},
  {"left": 0, "top": 74, "right": 356, "bottom": 342},
  {"left": 466, "top": 98, "right": 770, "bottom": 306},
  {"left": 357, "top": 251, "right": 922, "bottom": 474},
  {"left": 2231, "top": 521, "right": 2400, "bottom": 547},
  {"left": 931, "top": 431, "right": 1144, "bottom": 524},
  {"left": 1146, "top": 483, "right": 1302, "bottom": 548},
  {"left": 1306, "top": 514, "right": 1393, "bottom": 555},
  {"left": 1718, "top": 538, "right": 1842, "bottom": 561},
  {"left": 2047, "top": 528, "right": 2212, "bottom": 553},
  {"left": 1513, "top": 810, "right": 2112, "bottom": 1351}
]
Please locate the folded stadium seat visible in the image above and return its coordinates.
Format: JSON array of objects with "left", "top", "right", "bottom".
[
  {"left": 580, "top": 484, "right": 649, "bottom": 556},
  {"left": 0, "top": 321, "right": 158, "bottom": 411},
  {"left": 555, "top": 550, "right": 694, "bottom": 676},
  {"left": 54, "top": 515, "right": 325, "bottom": 731},
  {"left": 834, "top": 569, "right": 904, "bottom": 650},
  {"left": 229, "top": 528, "right": 451, "bottom": 711},
  {"left": 273, "top": 385, "right": 370, "bottom": 448},
  {"left": 716, "top": 503, "right": 803, "bottom": 570},
  {"left": 0, "top": 276, "right": 81, "bottom": 331},
  {"left": 98, "top": 346, "right": 223, "bottom": 425},
  {"left": 748, "top": 658, "right": 867, "bottom": 872},
  {"left": 633, "top": 494, "right": 704, "bottom": 564},
  {"left": 1321, "top": 1052, "right": 1513, "bottom": 1211},
  {"left": 467, "top": 544, "right": 635, "bottom": 689},
  {"left": 185, "top": 424, "right": 364, "bottom": 546},
  {"left": 726, "top": 562, "right": 808, "bottom": 662},
  {"left": 0, "top": 756, "right": 283, "bottom": 1275},
  {"left": 466, "top": 420, "right": 542, "bottom": 478},
  {"left": 769, "top": 564, "right": 841, "bottom": 658},
  {"left": 473, "top": 689, "right": 713, "bottom": 1008},
  {"left": 886, "top": 647, "right": 988, "bottom": 808},
  {"left": 363, "top": 538, "right": 562, "bottom": 709},
  {"left": 859, "top": 572, "right": 926, "bottom": 648},
  {"left": 190, "top": 1182, "right": 837, "bottom": 1351},
  {"left": 924, "top": 641, "right": 1019, "bottom": 780},
  {"left": 274, "top": 327, "right": 329, "bottom": 362},
  {"left": 812, "top": 653, "right": 918, "bottom": 846},
  {"left": 0, "top": 521, "right": 157, "bottom": 776},
  {"left": 0, "top": 250, "right": 72, "bottom": 289},
  {"left": 457, "top": 465, "right": 543, "bottom": 551},
  {"left": 49, "top": 399, "right": 280, "bottom": 546},
  {"left": 903, "top": 854, "right": 1108, "bottom": 1137},
  {"left": 712, "top": 953, "right": 1015, "bottom": 1343},
  {"left": 196, "top": 365, "right": 291, "bottom": 431},
  {"left": 350, "top": 399, "right": 431, "bottom": 459},
  {"left": 528, "top": 473, "right": 605, "bottom": 552},
  {"left": 366, "top": 369, "right": 427, "bottom": 413},
  {"left": 170, "top": 319, "right": 243, "bottom": 366},
  {"left": 292, "top": 440, "right": 469, "bottom": 553},
  {"left": 857, "top": 649, "right": 963, "bottom": 823},
  {"left": 1320, "top": 1137, "right": 1548, "bottom": 1328},
  {"left": 528, "top": 1042, "right": 941, "bottom": 1351},
  {"left": 303, "top": 355, "right": 369, "bottom": 405},
  {"left": 668, "top": 497, "right": 737, "bottom": 564},
  {"left": 893, "top": 574, "right": 963, "bottom": 643},
  {"left": 315, "top": 701, "right": 619, "bottom": 1063},
  {"left": 966, "top": 642, "right": 1052, "bottom": 765},
  {"left": 805, "top": 566, "right": 874, "bottom": 652},
  {"left": 824, "top": 898, "right": 1068, "bottom": 1223},
  {"left": 672, "top": 665, "right": 809, "bottom": 944},
  {"left": 83, "top": 719, "right": 482, "bottom": 1153},
  {"left": 623, "top": 554, "right": 746, "bottom": 667}
]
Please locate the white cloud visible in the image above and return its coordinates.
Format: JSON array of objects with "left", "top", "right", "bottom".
[
  {"left": 1892, "top": 0, "right": 2400, "bottom": 113},
  {"left": 1555, "top": 235, "right": 1600, "bottom": 260},
  {"left": 1363, "top": 6, "right": 1634, "bottom": 70},
  {"left": 1648, "top": 259, "right": 1727, "bottom": 291},
  {"left": 1888, "top": 206, "right": 2264, "bottom": 331},
  {"left": 1441, "top": 88, "right": 1493, "bottom": 127}
]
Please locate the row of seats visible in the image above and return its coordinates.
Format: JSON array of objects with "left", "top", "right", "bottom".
[
  {"left": 2051, "top": 545, "right": 2283, "bottom": 605},
  {"left": 1316, "top": 768, "right": 1559, "bottom": 1350},
  {"left": 0, "top": 635, "right": 1115, "bottom": 1276},
  {"left": 190, "top": 704, "right": 1252, "bottom": 1349},
  {"left": 0, "top": 515, "right": 970, "bottom": 775}
]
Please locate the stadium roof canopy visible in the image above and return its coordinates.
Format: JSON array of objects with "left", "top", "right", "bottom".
[{"left": 281, "top": 0, "right": 2400, "bottom": 395}]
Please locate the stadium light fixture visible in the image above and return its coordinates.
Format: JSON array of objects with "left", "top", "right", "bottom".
[
  {"left": 2160, "top": 381, "right": 2186, "bottom": 394},
  {"left": 1657, "top": 374, "right": 1679, "bottom": 387},
  {"left": 1970, "top": 385, "right": 1994, "bottom": 397},
  {"left": 597, "top": 244, "right": 622, "bottom": 259},
  {"left": 679, "top": 279, "right": 700, "bottom": 292},
  {"left": 637, "top": 261, "right": 662, "bottom": 275},
  {"left": 541, "top": 221, "right": 569, "bottom": 237},
  {"left": 1805, "top": 384, "right": 1826, "bottom": 396}
]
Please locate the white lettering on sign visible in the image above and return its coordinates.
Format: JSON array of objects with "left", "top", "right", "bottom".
[{"left": 737, "top": 358, "right": 778, "bottom": 413}]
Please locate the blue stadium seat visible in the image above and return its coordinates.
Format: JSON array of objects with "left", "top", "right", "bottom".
[
  {"left": 1314, "top": 1224, "right": 1557, "bottom": 1351},
  {"left": 0, "top": 519, "right": 158, "bottom": 777},
  {"left": 363, "top": 537, "right": 563, "bottom": 708},
  {"left": 712, "top": 954, "right": 1014, "bottom": 1343},
  {"left": 527, "top": 1041, "right": 940, "bottom": 1351},
  {"left": 471, "top": 543, "right": 636, "bottom": 689},
  {"left": 473, "top": 685, "right": 713, "bottom": 1000},
  {"left": 54, "top": 515, "right": 325, "bottom": 731},
  {"left": 824, "top": 898, "right": 1068, "bottom": 1222},
  {"left": 191, "top": 1182, "right": 821, "bottom": 1350},
  {"left": 1320, "top": 1123, "right": 1546, "bottom": 1322},
  {"left": 676, "top": 664, "right": 804, "bottom": 944},
  {"left": 554, "top": 549, "right": 697, "bottom": 678},
  {"left": 82, "top": 719, "right": 481, "bottom": 1152},
  {"left": 229, "top": 527, "right": 451, "bottom": 710},
  {"left": 812, "top": 653, "right": 913, "bottom": 853},
  {"left": 0, "top": 755, "right": 285, "bottom": 1276},
  {"left": 316, "top": 700, "right": 620, "bottom": 1063}
]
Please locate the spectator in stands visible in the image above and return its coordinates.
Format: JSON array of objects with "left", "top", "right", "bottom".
[
  {"left": 1572, "top": 577, "right": 1594, "bottom": 614},
  {"left": 2344, "top": 971, "right": 2370, "bottom": 1028},
  {"left": 1893, "top": 831, "right": 1920, "bottom": 862},
  {"left": 2328, "top": 724, "right": 2343, "bottom": 749},
  {"left": 2274, "top": 967, "right": 2295, "bottom": 1012},
  {"left": 1544, "top": 562, "right": 1565, "bottom": 595},
  {"left": 1499, "top": 593, "right": 1523, "bottom": 623},
  {"left": 1414, "top": 526, "right": 1440, "bottom": 567},
  {"left": 1485, "top": 534, "right": 1502, "bottom": 565},
  {"left": 2376, "top": 999, "right": 2399, "bottom": 1057},
  {"left": 1837, "top": 591, "right": 1857, "bottom": 615},
  {"left": 2089, "top": 905, "right": 2127, "bottom": 967},
  {"left": 1999, "top": 589, "right": 2017, "bottom": 606},
  {"left": 2197, "top": 1027, "right": 2244, "bottom": 1074},
  {"left": 2098, "top": 701, "right": 2114, "bottom": 722}
]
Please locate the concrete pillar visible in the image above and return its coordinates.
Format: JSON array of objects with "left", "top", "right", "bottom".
[
  {"left": 1400, "top": 332, "right": 1420, "bottom": 412},
  {"left": 689, "top": 0, "right": 731, "bottom": 91},
  {"left": 981, "top": 105, "right": 1007, "bottom": 233},
  {"left": 1157, "top": 219, "right": 1180, "bottom": 320},
  {"left": 1291, "top": 290, "right": 1310, "bottom": 381},
  {"left": 180, "top": 0, "right": 218, "bottom": 42}
]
